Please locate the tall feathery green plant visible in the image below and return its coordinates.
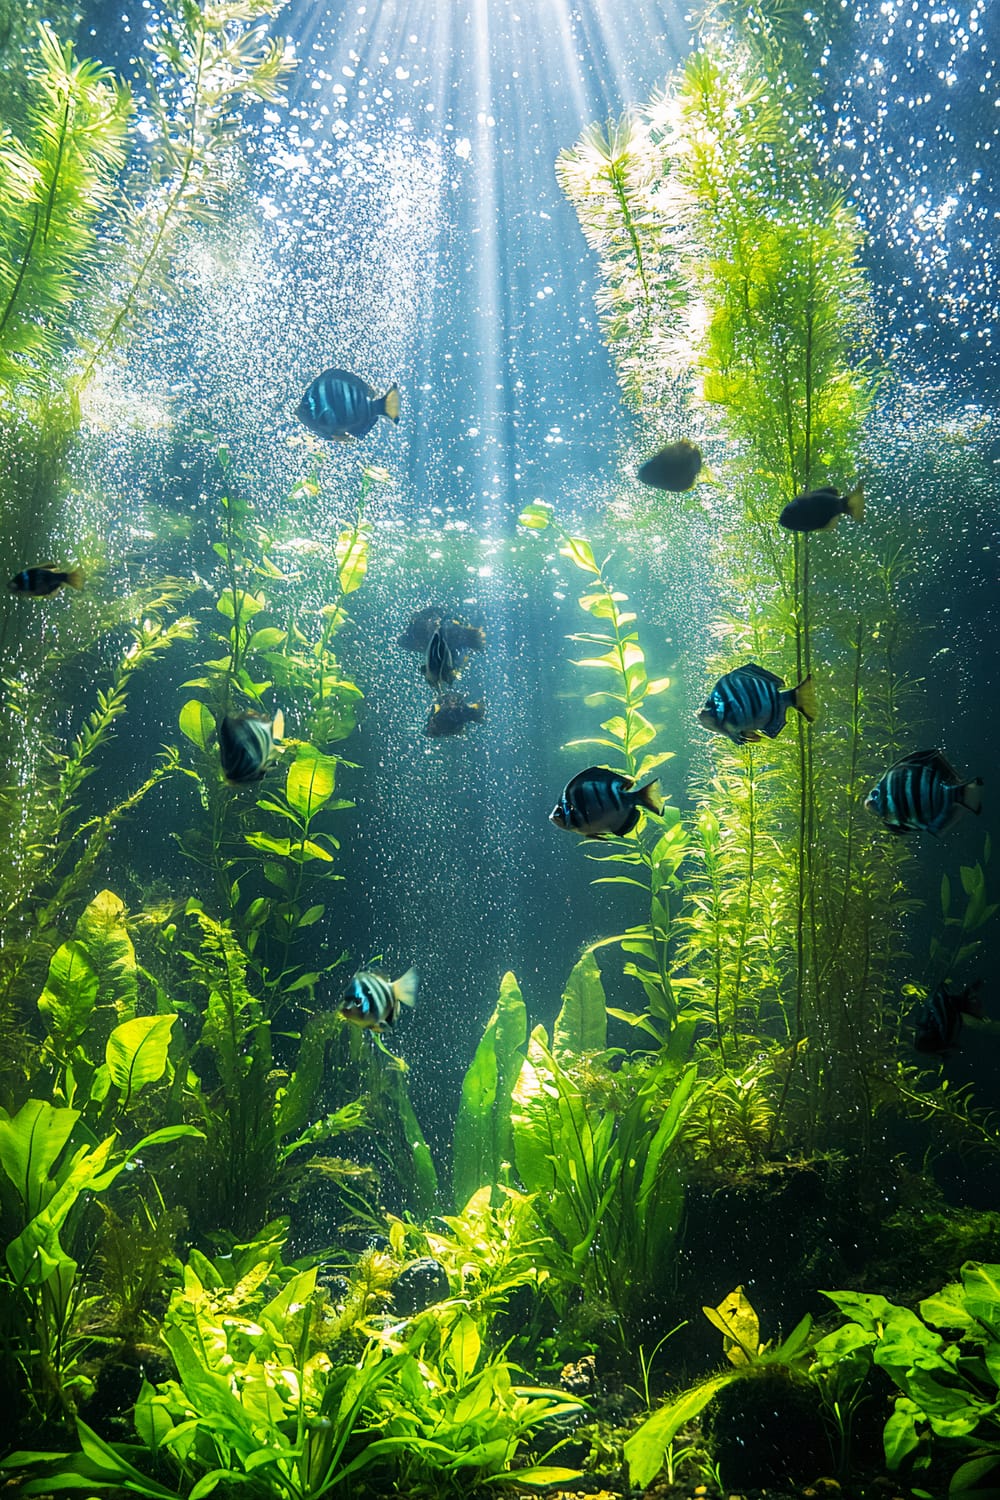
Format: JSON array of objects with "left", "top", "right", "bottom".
[{"left": 557, "top": 18, "right": 927, "bottom": 1152}]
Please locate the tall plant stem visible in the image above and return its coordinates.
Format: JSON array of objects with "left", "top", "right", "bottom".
[{"left": 731, "top": 744, "right": 756, "bottom": 1055}]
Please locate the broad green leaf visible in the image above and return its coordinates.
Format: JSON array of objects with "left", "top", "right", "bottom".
[
  {"left": 624, "top": 1375, "right": 730, "bottom": 1486},
  {"left": 105, "top": 1016, "right": 177, "bottom": 1103},
  {"left": 0, "top": 1100, "right": 80, "bottom": 1216},
  {"left": 517, "top": 500, "right": 552, "bottom": 529},
  {"left": 245, "top": 833, "right": 335, "bottom": 861},
  {"left": 248, "top": 626, "right": 287, "bottom": 652},
  {"left": 502, "top": 1467, "right": 585, "bottom": 1487},
  {"left": 578, "top": 589, "right": 626, "bottom": 619},
  {"left": 940, "top": 872, "right": 951, "bottom": 917},
  {"left": 179, "top": 698, "right": 215, "bottom": 751},
  {"left": 76, "top": 890, "right": 138, "bottom": 1022},
  {"left": 453, "top": 971, "right": 527, "bottom": 1208},
  {"left": 645, "top": 676, "right": 671, "bottom": 696},
  {"left": 216, "top": 588, "right": 265, "bottom": 620},
  {"left": 37, "top": 941, "right": 98, "bottom": 1050},
  {"left": 553, "top": 951, "right": 607, "bottom": 1058},
  {"left": 285, "top": 744, "right": 339, "bottom": 820}
]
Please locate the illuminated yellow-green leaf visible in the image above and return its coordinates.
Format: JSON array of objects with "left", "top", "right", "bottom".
[
  {"left": 629, "top": 713, "right": 657, "bottom": 751},
  {"left": 600, "top": 716, "right": 629, "bottom": 742},
  {"left": 335, "top": 525, "right": 370, "bottom": 595},
  {"left": 285, "top": 744, "right": 339, "bottom": 820},
  {"left": 216, "top": 588, "right": 265, "bottom": 620},
  {"left": 559, "top": 535, "right": 600, "bottom": 574},
  {"left": 570, "top": 651, "right": 622, "bottom": 671},
  {"left": 518, "top": 500, "right": 553, "bottom": 529},
  {"left": 106, "top": 1015, "right": 177, "bottom": 1102},
  {"left": 248, "top": 626, "right": 287, "bottom": 652},
  {"left": 645, "top": 676, "right": 671, "bottom": 696},
  {"left": 578, "top": 589, "right": 627, "bottom": 618}
]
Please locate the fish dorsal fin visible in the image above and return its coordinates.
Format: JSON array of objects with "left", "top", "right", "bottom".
[
  {"left": 564, "top": 765, "right": 628, "bottom": 796},
  {"left": 736, "top": 661, "right": 784, "bottom": 687},
  {"left": 894, "top": 747, "right": 958, "bottom": 781}
]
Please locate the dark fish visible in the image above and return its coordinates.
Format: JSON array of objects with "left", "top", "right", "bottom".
[
  {"left": 637, "top": 439, "right": 702, "bottom": 492},
  {"left": 865, "top": 748, "right": 982, "bottom": 836},
  {"left": 550, "top": 765, "right": 661, "bottom": 839},
  {"left": 339, "top": 968, "right": 418, "bottom": 1031},
  {"left": 9, "top": 565, "right": 84, "bottom": 596},
  {"left": 398, "top": 608, "right": 487, "bottom": 658},
  {"left": 914, "top": 980, "right": 985, "bottom": 1053},
  {"left": 422, "top": 629, "right": 458, "bottom": 690},
  {"left": 779, "top": 482, "right": 864, "bottom": 532},
  {"left": 218, "top": 710, "right": 285, "bottom": 784},
  {"left": 424, "top": 693, "right": 485, "bottom": 737},
  {"left": 440, "top": 618, "right": 486, "bottom": 656},
  {"left": 398, "top": 607, "right": 443, "bottom": 651},
  {"left": 296, "top": 367, "right": 400, "bottom": 441},
  {"left": 697, "top": 662, "right": 817, "bottom": 745}
]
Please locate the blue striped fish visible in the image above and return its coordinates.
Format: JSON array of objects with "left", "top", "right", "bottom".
[
  {"left": 296, "top": 367, "right": 400, "bottom": 441},
  {"left": 550, "top": 765, "right": 661, "bottom": 839},
  {"left": 339, "top": 968, "right": 418, "bottom": 1031},
  {"left": 697, "top": 661, "right": 817, "bottom": 745},
  {"left": 218, "top": 710, "right": 284, "bottom": 784},
  {"left": 865, "top": 748, "right": 982, "bottom": 836}
]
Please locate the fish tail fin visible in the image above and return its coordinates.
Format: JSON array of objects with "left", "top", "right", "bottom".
[
  {"left": 381, "top": 384, "right": 401, "bottom": 423},
  {"left": 65, "top": 568, "right": 85, "bottom": 589},
  {"left": 793, "top": 674, "right": 818, "bottom": 723},
  {"left": 271, "top": 708, "right": 285, "bottom": 742},
  {"left": 392, "top": 967, "right": 418, "bottom": 1008},
  {"left": 635, "top": 778, "right": 662, "bottom": 815},
  {"left": 467, "top": 702, "right": 485, "bottom": 721},
  {"left": 846, "top": 480, "right": 865, "bottom": 522},
  {"left": 959, "top": 777, "right": 983, "bottom": 815}
]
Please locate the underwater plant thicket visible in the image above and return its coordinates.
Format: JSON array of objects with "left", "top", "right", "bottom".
[{"left": 0, "top": 2, "right": 998, "bottom": 1497}]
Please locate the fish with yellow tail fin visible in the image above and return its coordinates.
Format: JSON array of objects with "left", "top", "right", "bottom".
[
  {"left": 550, "top": 765, "right": 661, "bottom": 839},
  {"left": 697, "top": 662, "right": 817, "bottom": 746},
  {"left": 779, "top": 482, "right": 864, "bottom": 532},
  {"left": 9, "top": 565, "right": 85, "bottom": 596},
  {"left": 338, "top": 968, "right": 418, "bottom": 1032},
  {"left": 296, "top": 367, "right": 400, "bottom": 441}
]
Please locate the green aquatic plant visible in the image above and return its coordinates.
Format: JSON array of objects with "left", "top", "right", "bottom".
[
  {"left": 510, "top": 951, "right": 700, "bottom": 1344},
  {"left": 623, "top": 1285, "right": 820, "bottom": 1487},
  {"left": 0, "top": 596, "right": 196, "bottom": 1051},
  {"left": 556, "top": 17, "right": 935, "bottom": 1156},
  {"left": 452, "top": 970, "right": 528, "bottom": 1209},
  {"left": 555, "top": 115, "right": 686, "bottom": 409},
  {"left": 177, "top": 462, "right": 365, "bottom": 999},
  {"left": 73, "top": 0, "right": 293, "bottom": 392},
  {"left": 823, "top": 1263, "right": 1000, "bottom": 1495},
  {"left": 519, "top": 500, "right": 683, "bottom": 1036},
  {"left": 372, "top": 1308, "right": 584, "bottom": 1495},
  {"left": 0, "top": 25, "right": 130, "bottom": 406},
  {"left": 0, "top": 1096, "right": 198, "bottom": 1433}
]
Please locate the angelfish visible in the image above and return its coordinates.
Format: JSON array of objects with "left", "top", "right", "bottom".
[
  {"left": 697, "top": 662, "right": 817, "bottom": 745},
  {"left": 865, "top": 748, "right": 982, "bottom": 836},
  {"left": 339, "top": 968, "right": 418, "bottom": 1031},
  {"left": 218, "top": 710, "right": 285, "bottom": 784}
]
